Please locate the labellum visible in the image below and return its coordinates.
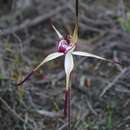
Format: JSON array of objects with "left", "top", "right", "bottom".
[{"left": 57, "top": 35, "right": 74, "bottom": 54}]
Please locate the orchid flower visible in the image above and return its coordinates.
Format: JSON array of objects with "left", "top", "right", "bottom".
[{"left": 17, "top": 0, "right": 120, "bottom": 119}]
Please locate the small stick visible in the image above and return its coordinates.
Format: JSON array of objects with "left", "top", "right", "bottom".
[{"left": 100, "top": 67, "right": 128, "bottom": 97}]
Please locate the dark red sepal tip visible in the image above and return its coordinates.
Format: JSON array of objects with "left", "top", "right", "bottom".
[
  {"left": 16, "top": 70, "right": 34, "bottom": 86},
  {"left": 107, "top": 59, "right": 122, "bottom": 66}
]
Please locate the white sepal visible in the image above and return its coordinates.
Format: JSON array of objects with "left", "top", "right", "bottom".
[
  {"left": 64, "top": 52, "right": 74, "bottom": 90},
  {"left": 34, "top": 52, "right": 64, "bottom": 71},
  {"left": 72, "top": 51, "right": 107, "bottom": 61},
  {"left": 52, "top": 25, "right": 63, "bottom": 39}
]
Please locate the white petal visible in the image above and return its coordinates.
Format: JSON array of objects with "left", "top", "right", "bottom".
[
  {"left": 34, "top": 52, "right": 64, "bottom": 71},
  {"left": 64, "top": 53, "right": 74, "bottom": 90},
  {"left": 72, "top": 51, "right": 107, "bottom": 61},
  {"left": 52, "top": 25, "right": 63, "bottom": 39}
]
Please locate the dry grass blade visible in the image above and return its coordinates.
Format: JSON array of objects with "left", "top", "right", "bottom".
[{"left": 0, "top": 97, "right": 33, "bottom": 129}]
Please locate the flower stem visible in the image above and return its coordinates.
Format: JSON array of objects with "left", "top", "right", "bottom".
[
  {"left": 64, "top": 88, "right": 71, "bottom": 130},
  {"left": 68, "top": 87, "right": 71, "bottom": 130}
]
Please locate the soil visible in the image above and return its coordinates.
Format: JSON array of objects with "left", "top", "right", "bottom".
[{"left": 0, "top": 0, "right": 130, "bottom": 130}]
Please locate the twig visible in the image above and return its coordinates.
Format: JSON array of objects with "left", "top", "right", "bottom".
[
  {"left": 0, "top": 97, "right": 33, "bottom": 129},
  {"left": 115, "top": 86, "right": 130, "bottom": 94},
  {"left": 73, "top": 85, "right": 97, "bottom": 116},
  {"left": 58, "top": 123, "right": 68, "bottom": 130},
  {"left": 100, "top": 67, "right": 129, "bottom": 97},
  {"left": 0, "top": 5, "right": 68, "bottom": 36},
  {"left": 36, "top": 109, "right": 63, "bottom": 118},
  {"left": 86, "top": 99, "right": 97, "bottom": 116},
  {"left": 80, "top": 2, "right": 114, "bottom": 25},
  {"left": 0, "top": 9, "right": 22, "bottom": 21}
]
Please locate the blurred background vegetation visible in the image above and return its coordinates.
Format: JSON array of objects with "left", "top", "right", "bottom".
[{"left": 0, "top": 0, "right": 130, "bottom": 130}]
